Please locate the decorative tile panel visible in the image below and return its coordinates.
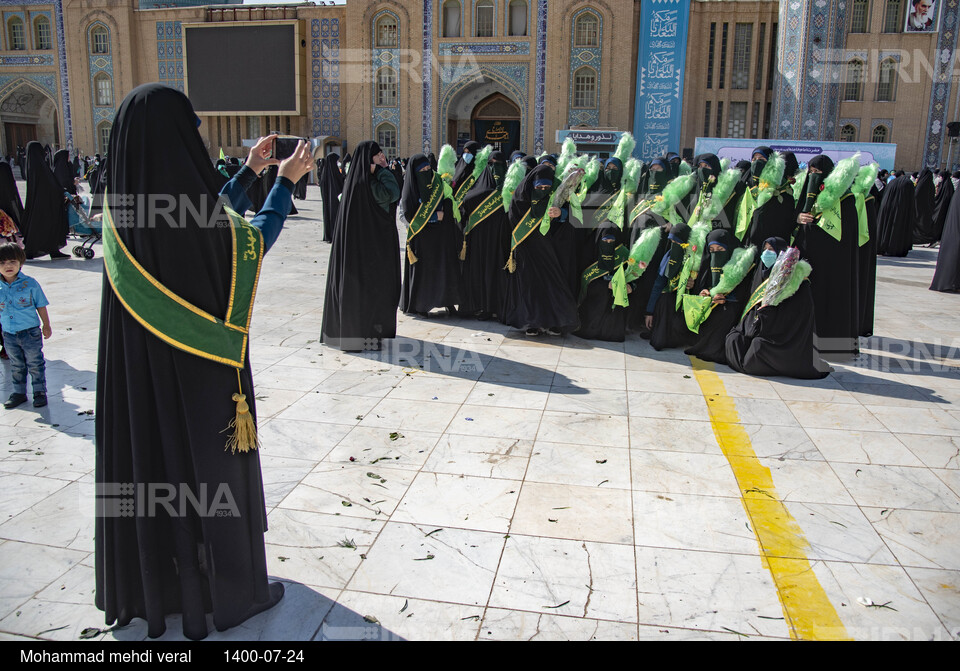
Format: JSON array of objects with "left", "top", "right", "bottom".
[
  {"left": 155, "top": 21, "right": 183, "bottom": 92},
  {"left": 439, "top": 42, "right": 529, "bottom": 55},
  {"left": 568, "top": 8, "right": 602, "bottom": 130},
  {"left": 312, "top": 18, "right": 341, "bottom": 139},
  {"left": 922, "top": 0, "right": 959, "bottom": 168},
  {"left": 534, "top": 0, "right": 546, "bottom": 153},
  {"left": 371, "top": 10, "right": 399, "bottom": 142}
]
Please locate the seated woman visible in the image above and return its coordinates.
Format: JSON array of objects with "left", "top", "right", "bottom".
[
  {"left": 647, "top": 223, "right": 699, "bottom": 351},
  {"left": 725, "top": 239, "right": 831, "bottom": 379}
]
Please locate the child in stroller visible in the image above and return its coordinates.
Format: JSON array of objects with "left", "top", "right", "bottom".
[{"left": 66, "top": 180, "right": 101, "bottom": 259}]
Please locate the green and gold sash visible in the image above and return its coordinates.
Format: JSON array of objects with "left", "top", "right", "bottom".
[
  {"left": 504, "top": 207, "right": 539, "bottom": 273},
  {"left": 405, "top": 172, "right": 446, "bottom": 264},
  {"left": 578, "top": 244, "right": 627, "bottom": 305},
  {"left": 741, "top": 279, "right": 769, "bottom": 320}
]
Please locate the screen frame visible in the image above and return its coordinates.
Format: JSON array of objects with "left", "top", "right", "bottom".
[{"left": 182, "top": 20, "right": 304, "bottom": 116}]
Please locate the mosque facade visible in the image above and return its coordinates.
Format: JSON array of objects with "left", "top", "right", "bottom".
[{"left": 0, "top": 0, "right": 955, "bottom": 171}]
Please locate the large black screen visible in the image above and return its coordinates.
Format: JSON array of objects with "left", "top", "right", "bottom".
[{"left": 184, "top": 23, "right": 299, "bottom": 113}]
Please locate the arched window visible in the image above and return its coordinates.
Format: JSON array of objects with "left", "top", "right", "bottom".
[
  {"left": 574, "top": 12, "right": 599, "bottom": 48},
  {"left": 883, "top": 0, "right": 903, "bottom": 32},
  {"left": 877, "top": 58, "right": 897, "bottom": 101},
  {"left": 872, "top": 125, "right": 889, "bottom": 143},
  {"left": 840, "top": 124, "right": 857, "bottom": 142},
  {"left": 851, "top": 0, "right": 870, "bottom": 32},
  {"left": 442, "top": 1, "right": 462, "bottom": 39},
  {"left": 33, "top": 16, "right": 51, "bottom": 50},
  {"left": 573, "top": 67, "right": 597, "bottom": 108},
  {"left": 375, "top": 14, "right": 397, "bottom": 47},
  {"left": 377, "top": 123, "right": 398, "bottom": 157},
  {"left": 97, "top": 121, "right": 112, "bottom": 156},
  {"left": 508, "top": 0, "right": 528, "bottom": 37},
  {"left": 94, "top": 73, "right": 113, "bottom": 107},
  {"left": 475, "top": 0, "right": 494, "bottom": 37},
  {"left": 7, "top": 17, "right": 25, "bottom": 50},
  {"left": 844, "top": 60, "right": 864, "bottom": 101},
  {"left": 90, "top": 25, "right": 109, "bottom": 54},
  {"left": 376, "top": 66, "right": 397, "bottom": 107}
]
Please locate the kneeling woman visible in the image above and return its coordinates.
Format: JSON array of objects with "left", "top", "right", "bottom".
[{"left": 725, "top": 239, "right": 830, "bottom": 378}]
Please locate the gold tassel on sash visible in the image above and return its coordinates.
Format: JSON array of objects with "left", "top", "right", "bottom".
[
  {"left": 504, "top": 250, "right": 516, "bottom": 273},
  {"left": 406, "top": 242, "right": 418, "bottom": 265},
  {"left": 224, "top": 370, "right": 259, "bottom": 453},
  {"left": 459, "top": 237, "right": 467, "bottom": 261}
]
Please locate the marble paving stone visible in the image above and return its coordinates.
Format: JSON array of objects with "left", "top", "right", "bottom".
[
  {"left": 712, "top": 373, "right": 782, "bottom": 400},
  {"left": 0, "top": 597, "right": 111, "bottom": 641},
  {"left": 479, "top": 608, "right": 640, "bottom": 641},
  {"left": 557, "top": 347, "right": 625, "bottom": 370},
  {"left": 324, "top": 426, "right": 440, "bottom": 471},
  {"left": 536, "top": 411, "right": 630, "bottom": 448},
  {"left": 736, "top": 424, "right": 823, "bottom": 461},
  {"left": 264, "top": 508, "right": 383, "bottom": 590},
  {"left": 786, "top": 401, "right": 888, "bottom": 432},
  {"left": 867, "top": 406, "right": 960, "bottom": 436},
  {"left": 632, "top": 491, "right": 759, "bottom": 556},
  {"left": 0, "top": 432, "right": 95, "bottom": 482},
  {"left": 902, "top": 567, "right": 960, "bottom": 640},
  {"left": 626, "top": 370, "right": 705, "bottom": 395},
  {"left": 260, "top": 455, "right": 321, "bottom": 509},
  {"left": 479, "top": 360, "right": 556, "bottom": 386},
  {"left": 446, "top": 405, "right": 543, "bottom": 440},
  {"left": 545, "top": 387, "right": 629, "bottom": 416},
  {"left": 384, "top": 374, "right": 478, "bottom": 404},
  {"left": 745, "top": 458, "right": 857, "bottom": 506},
  {"left": 276, "top": 391, "right": 380, "bottom": 426},
  {"left": 422, "top": 435, "right": 534, "bottom": 480},
  {"left": 462, "top": 382, "right": 551, "bottom": 410},
  {"left": 526, "top": 442, "right": 631, "bottom": 490},
  {"left": 0, "top": 474, "right": 70, "bottom": 522},
  {"left": 896, "top": 434, "right": 960, "bottom": 470},
  {"left": 729, "top": 397, "right": 802, "bottom": 427},
  {"left": 0, "top": 481, "right": 95, "bottom": 553},
  {"left": 511, "top": 482, "right": 634, "bottom": 545},
  {"left": 254, "top": 364, "right": 334, "bottom": 392},
  {"left": 278, "top": 463, "right": 415, "bottom": 520},
  {"left": 489, "top": 535, "right": 638, "bottom": 622},
  {"left": 311, "top": 370, "right": 406, "bottom": 399},
  {"left": 318, "top": 591, "right": 483, "bottom": 641},
  {"left": 346, "top": 522, "right": 505, "bottom": 607},
  {"left": 830, "top": 463, "right": 960, "bottom": 512},
  {"left": 630, "top": 450, "right": 740, "bottom": 497},
  {"left": 34, "top": 562, "right": 96, "bottom": 606},
  {"left": 628, "top": 391, "right": 710, "bottom": 422},
  {"left": 866, "top": 508, "right": 960, "bottom": 570},
  {"left": 257, "top": 418, "right": 350, "bottom": 462},
  {"left": 634, "top": 546, "right": 790, "bottom": 638},
  {"left": 358, "top": 397, "right": 461, "bottom": 434},
  {"left": 628, "top": 417, "right": 722, "bottom": 455},
  {"left": 805, "top": 428, "right": 922, "bottom": 466},
  {"left": 779, "top": 502, "right": 897, "bottom": 564},
  {"left": 0, "top": 540, "right": 88, "bottom": 621},
  {"left": 552, "top": 365, "right": 626, "bottom": 391},
  {"left": 934, "top": 467, "right": 960, "bottom": 498},
  {"left": 391, "top": 472, "right": 521, "bottom": 533},
  {"left": 252, "top": 388, "right": 309, "bottom": 420}
]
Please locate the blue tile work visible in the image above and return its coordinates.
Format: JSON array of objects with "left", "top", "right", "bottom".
[
  {"left": 88, "top": 22, "right": 114, "bottom": 145},
  {"left": 534, "top": 0, "right": 546, "bottom": 153},
  {"left": 371, "top": 10, "right": 400, "bottom": 141},
  {"left": 312, "top": 18, "right": 341, "bottom": 139},
  {"left": 438, "top": 62, "right": 529, "bottom": 149},
  {"left": 773, "top": 0, "right": 849, "bottom": 141},
  {"left": 568, "top": 7, "right": 601, "bottom": 129},
  {"left": 422, "top": 0, "right": 432, "bottom": 153},
  {"left": 0, "top": 0, "right": 72, "bottom": 150},
  {"left": 838, "top": 117, "right": 861, "bottom": 134},
  {"left": 438, "top": 41, "right": 530, "bottom": 55},
  {"left": 0, "top": 55, "right": 54, "bottom": 66},
  {"left": 922, "top": 0, "right": 959, "bottom": 168},
  {"left": 155, "top": 21, "right": 183, "bottom": 92}
]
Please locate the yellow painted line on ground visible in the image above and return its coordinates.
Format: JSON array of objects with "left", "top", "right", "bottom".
[{"left": 689, "top": 357, "right": 851, "bottom": 641}]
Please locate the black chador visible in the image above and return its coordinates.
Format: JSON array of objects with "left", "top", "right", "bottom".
[
  {"left": 322, "top": 141, "right": 402, "bottom": 350},
  {"left": 459, "top": 151, "right": 509, "bottom": 319},
  {"left": 932, "top": 171, "right": 955, "bottom": 243},
  {"left": 501, "top": 163, "right": 579, "bottom": 334},
  {"left": 875, "top": 175, "right": 915, "bottom": 257},
  {"left": 399, "top": 154, "right": 463, "bottom": 316},
  {"left": 0, "top": 160, "right": 24, "bottom": 228},
  {"left": 53, "top": 149, "right": 77, "bottom": 195},
  {"left": 931, "top": 187, "right": 960, "bottom": 292},
  {"left": 318, "top": 152, "right": 345, "bottom": 243},
  {"left": 912, "top": 168, "right": 938, "bottom": 244},
  {"left": 21, "top": 141, "right": 68, "bottom": 258},
  {"left": 741, "top": 149, "right": 799, "bottom": 249}
]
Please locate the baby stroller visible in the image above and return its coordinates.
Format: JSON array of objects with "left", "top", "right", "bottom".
[{"left": 67, "top": 193, "right": 101, "bottom": 259}]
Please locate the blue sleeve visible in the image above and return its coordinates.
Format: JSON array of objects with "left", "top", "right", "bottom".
[
  {"left": 32, "top": 281, "right": 49, "bottom": 309},
  {"left": 219, "top": 165, "right": 259, "bottom": 215},
  {"left": 248, "top": 176, "right": 294, "bottom": 253},
  {"left": 559, "top": 205, "right": 568, "bottom": 222},
  {"left": 646, "top": 273, "right": 668, "bottom": 314}
]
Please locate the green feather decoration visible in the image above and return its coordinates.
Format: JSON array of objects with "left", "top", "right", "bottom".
[
  {"left": 720, "top": 157, "right": 731, "bottom": 172},
  {"left": 613, "top": 132, "right": 636, "bottom": 164},
  {"left": 501, "top": 159, "right": 528, "bottom": 212},
  {"left": 755, "top": 152, "right": 786, "bottom": 208},
  {"left": 437, "top": 144, "right": 457, "bottom": 182},
  {"left": 701, "top": 168, "right": 742, "bottom": 223},
  {"left": 679, "top": 160, "right": 692, "bottom": 176},
  {"left": 792, "top": 168, "right": 807, "bottom": 202},
  {"left": 766, "top": 260, "right": 812, "bottom": 308},
  {"left": 578, "top": 157, "right": 602, "bottom": 196},
  {"left": 710, "top": 246, "right": 757, "bottom": 297},
  {"left": 851, "top": 162, "right": 879, "bottom": 197},
  {"left": 675, "top": 222, "right": 712, "bottom": 310},
  {"left": 624, "top": 226, "right": 662, "bottom": 282},
  {"left": 622, "top": 158, "right": 644, "bottom": 195},
  {"left": 470, "top": 145, "right": 493, "bottom": 181},
  {"left": 556, "top": 138, "right": 578, "bottom": 174},
  {"left": 814, "top": 154, "right": 860, "bottom": 214},
  {"left": 652, "top": 174, "right": 696, "bottom": 215}
]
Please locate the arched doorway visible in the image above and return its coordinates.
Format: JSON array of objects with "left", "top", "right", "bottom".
[
  {"left": 471, "top": 93, "right": 521, "bottom": 155},
  {"left": 0, "top": 81, "right": 59, "bottom": 157},
  {"left": 444, "top": 77, "right": 525, "bottom": 153}
]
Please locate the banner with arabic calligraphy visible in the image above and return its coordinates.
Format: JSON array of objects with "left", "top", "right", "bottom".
[
  {"left": 632, "top": 0, "right": 691, "bottom": 161},
  {"left": 474, "top": 120, "right": 521, "bottom": 155}
]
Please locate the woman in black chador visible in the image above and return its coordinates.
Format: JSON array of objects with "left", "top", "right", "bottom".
[
  {"left": 875, "top": 175, "right": 915, "bottom": 257},
  {"left": 0, "top": 159, "right": 24, "bottom": 229},
  {"left": 21, "top": 141, "right": 68, "bottom": 259},
  {"left": 96, "top": 84, "right": 313, "bottom": 640},
  {"left": 931, "top": 187, "right": 960, "bottom": 292},
  {"left": 53, "top": 149, "right": 77, "bottom": 195},
  {"left": 932, "top": 169, "right": 955, "bottom": 243},
  {"left": 399, "top": 154, "right": 463, "bottom": 317},
  {"left": 318, "top": 151, "right": 344, "bottom": 243},
  {"left": 912, "top": 168, "right": 938, "bottom": 245},
  {"left": 321, "top": 141, "right": 402, "bottom": 351}
]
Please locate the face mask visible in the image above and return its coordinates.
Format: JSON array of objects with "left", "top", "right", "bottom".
[
  {"left": 606, "top": 168, "right": 622, "bottom": 188},
  {"left": 649, "top": 170, "right": 670, "bottom": 193},
  {"left": 761, "top": 249, "right": 778, "bottom": 268},
  {"left": 698, "top": 166, "right": 715, "bottom": 185},
  {"left": 751, "top": 159, "right": 766, "bottom": 184},
  {"left": 491, "top": 162, "right": 506, "bottom": 185},
  {"left": 710, "top": 248, "right": 732, "bottom": 287},
  {"left": 802, "top": 173, "right": 825, "bottom": 213},
  {"left": 531, "top": 188, "right": 551, "bottom": 218},
  {"left": 664, "top": 240, "right": 686, "bottom": 279},
  {"left": 416, "top": 169, "right": 433, "bottom": 199},
  {"left": 463, "top": 153, "right": 474, "bottom": 164}
]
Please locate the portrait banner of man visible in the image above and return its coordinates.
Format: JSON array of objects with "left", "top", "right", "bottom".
[{"left": 905, "top": 0, "right": 942, "bottom": 32}]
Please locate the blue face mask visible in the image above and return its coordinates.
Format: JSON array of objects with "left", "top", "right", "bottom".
[
  {"left": 463, "top": 153, "right": 473, "bottom": 164},
  {"left": 761, "top": 249, "right": 778, "bottom": 268}
]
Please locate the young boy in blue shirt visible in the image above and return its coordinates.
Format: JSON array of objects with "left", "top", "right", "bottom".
[{"left": 0, "top": 243, "right": 52, "bottom": 408}]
